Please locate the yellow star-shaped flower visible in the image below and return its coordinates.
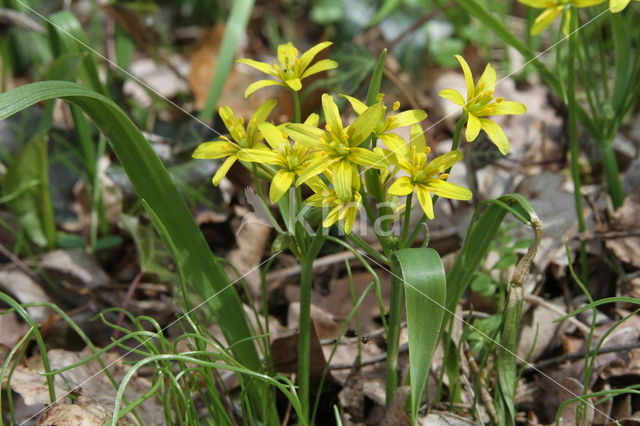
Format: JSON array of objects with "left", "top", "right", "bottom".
[
  {"left": 439, "top": 55, "right": 526, "bottom": 155},
  {"left": 384, "top": 137, "right": 472, "bottom": 219},
  {"left": 237, "top": 42, "right": 338, "bottom": 97},
  {"left": 192, "top": 99, "right": 275, "bottom": 185},
  {"left": 287, "top": 94, "right": 386, "bottom": 202},
  {"left": 518, "top": 0, "right": 606, "bottom": 35}
]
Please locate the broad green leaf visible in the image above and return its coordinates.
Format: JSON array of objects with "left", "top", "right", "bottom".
[
  {"left": 0, "top": 81, "right": 278, "bottom": 424},
  {"left": 3, "top": 136, "right": 56, "bottom": 249},
  {"left": 394, "top": 247, "right": 446, "bottom": 423},
  {"left": 199, "top": 0, "right": 255, "bottom": 119}
]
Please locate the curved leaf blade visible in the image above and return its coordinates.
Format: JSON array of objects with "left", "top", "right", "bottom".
[{"left": 394, "top": 247, "right": 446, "bottom": 422}]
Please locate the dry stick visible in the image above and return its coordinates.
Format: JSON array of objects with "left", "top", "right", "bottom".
[
  {"left": 523, "top": 341, "right": 640, "bottom": 374},
  {"left": 0, "top": 242, "right": 39, "bottom": 279},
  {"left": 112, "top": 270, "right": 145, "bottom": 340},
  {"left": 524, "top": 294, "right": 592, "bottom": 334},
  {"left": 0, "top": 8, "right": 45, "bottom": 33},
  {"left": 383, "top": 2, "right": 453, "bottom": 50}
]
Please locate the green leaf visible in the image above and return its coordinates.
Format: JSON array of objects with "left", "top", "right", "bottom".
[
  {"left": 199, "top": 0, "right": 255, "bottom": 119},
  {"left": 393, "top": 247, "right": 446, "bottom": 422},
  {"left": 365, "top": 48, "right": 388, "bottom": 106},
  {"left": 493, "top": 253, "right": 518, "bottom": 270},
  {"left": 3, "top": 136, "right": 56, "bottom": 249},
  {"left": 368, "top": 0, "right": 402, "bottom": 26},
  {"left": 0, "top": 81, "right": 277, "bottom": 424}
]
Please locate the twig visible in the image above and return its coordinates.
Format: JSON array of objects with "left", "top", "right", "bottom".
[
  {"left": 112, "top": 270, "right": 144, "bottom": 340},
  {"left": 524, "top": 294, "right": 593, "bottom": 334},
  {"left": 265, "top": 244, "right": 382, "bottom": 282},
  {"left": 523, "top": 341, "right": 640, "bottom": 373},
  {"left": 0, "top": 242, "right": 39, "bottom": 279},
  {"left": 383, "top": 3, "right": 452, "bottom": 50},
  {"left": 0, "top": 8, "right": 45, "bottom": 33}
]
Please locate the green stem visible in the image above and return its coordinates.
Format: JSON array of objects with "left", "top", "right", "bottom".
[
  {"left": 400, "top": 192, "right": 413, "bottom": 248},
  {"left": 297, "top": 232, "right": 325, "bottom": 420},
  {"left": 601, "top": 142, "right": 624, "bottom": 209},
  {"left": 566, "top": 15, "right": 588, "bottom": 279},
  {"left": 385, "top": 261, "right": 405, "bottom": 406},
  {"left": 346, "top": 233, "right": 389, "bottom": 265},
  {"left": 292, "top": 90, "right": 301, "bottom": 123}
]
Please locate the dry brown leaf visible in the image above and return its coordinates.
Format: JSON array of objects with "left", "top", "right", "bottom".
[
  {"left": 556, "top": 377, "right": 593, "bottom": 426},
  {"left": 0, "top": 311, "right": 29, "bottom": 347},
  {"left": 40, "top": 249, "right": 110, "bottom": 291},
  {"left": 38, "top": 398, "right": 113, "bottom": 426},
  {"left": 605, "top": 193, "right": 640, "bottom": 268},
  {"left": 0, "top": 268, "right": 51, "bottom": 322},
  {"left": 419, "top": 411, "right": 481, "bottom": 425}
]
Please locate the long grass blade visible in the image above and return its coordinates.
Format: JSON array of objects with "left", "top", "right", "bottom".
[
  {"left": 198, "top": 0, "right": 255, "bottom": 119},
  {"left": 0, "top": 81, "right": 277, "bottom": 423}
]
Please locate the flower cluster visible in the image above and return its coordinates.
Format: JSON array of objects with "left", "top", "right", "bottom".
[
  {"left": 193, "top": 42, "right": 530, "bottom": 233},
  {"left": 518, "top": 0, "right": 637, "bottom": 35}
]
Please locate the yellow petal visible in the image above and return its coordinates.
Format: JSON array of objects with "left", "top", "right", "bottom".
[
  {"left": 610, "top": 0, "right": 631, "bottom": 11},
  {"left": 304, "top": 176, "right": 327, "bottom": 193},
  {"left": 301, "top": 59, "right": 338, "bottom": 79},
  {"left": 574, "top": 0, "right": 607, "bottom": 6},
  {"left": 517, "top": 0, "right": 557, "bottom": 7},
  {"left": 270, "top": 170, "right": 295, "bottom": 203},
  {"left": 348, "top": 103, "right": 385, "bottom": 146},
  {"left": 284, "top": 78, "right": 302, "bottom": 91},
  {"left": 193, "top": 141, "right": 237, "bottom": 159},
  {"left": 480, "top": 101, "right": 527, "bottom": 116},
  {"left": 409, "top": 124, "right": 427, "bottom": 152},
  {"left": 296, "top": 156, "right": 334, "bottom": 186},
  {"left": 380, "top": 133, "right": 409, "bottom": 157},
  {"left": 455, "top": 55, "right": 475, "bottom": 100},
  {"left": 423, "top": 150, "right": 463, "bottom": 176},
  {"left": 323, "top": 206, "right": 341, "bottom": 228},
  {"left": 438, "top": 88, "right": 466, "bottom": 106},
  {"left": 212, "top": 156, "right": 237, "bottom": 185},
  {"left": 236, "top": 58, "right": 278, "bottom": 77},
  {"left": 244, "top": 79, "right": 285, "bottom": 98},
  {"left": 303, "top": 113, "right": 320, "bottom": 126},
  {"left": 299, "top": 41, "right": 333, "bottom": 71},
  {"left": 475, "top": 63, "right": 497, "bottom": 99},
  {"left": 322, "top": 94, "right": 345, "bottom": 136},
  {"left": 277, "top": 42, "right": 298, "bottom": 67},
  {"left": 424, "top": 179, "right": 472, "bottom": 200},
  {"left": 258, "top": 122, "right": 288, "bottom": 149},
  {"left": 237, "top": 148, "right": 282, "bottom": 165},
  {"left": 531, "top": 6, "right": 563, "bottom": 36},
  {"left": 332, "top": 160, "right": 353, "bottom": 202},
  {"left": 250, "top": 99, "right": 277, "bottom": 124},
  {"left": 388, "top": 176, "right": 414, "bottom": 196},
  {"left": 389, "top": 109, "right": 428, "bottom": 129},
  {"left": 342, "top": 207, "right": 358, "bottom": 234},
  {"left": 415, "top": 185, "right": 435, "bottom": 219},
  {"left": 466, "top": 113, "right": 482, "bottom": 142},
  {"left": 341, "top": 95, "right": 368, "bottom": 115},
  {"left": 480, "top": 118, "right": 510, "bottom": 155},
  {"left": 287, "top": 123, "right": 326, "bottom": 147},
  {"left": 218, "top": 106, "right": 245, "bottom": 141},
  {"left": 348, "top": 147, "right": 385, "bottom": 169}
]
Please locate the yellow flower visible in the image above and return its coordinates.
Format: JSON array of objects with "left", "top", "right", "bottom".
[
  {"left": 438, "top": 55, "right": 527, "bottom": 155},
  {"left": 193, "top": 99, "right": 276, "bottom": 185},
  {"left": 517, "top": 0, "right": 606, "bottom": 35},
  {"left": 305, "top": 175, "right": 362, "bottom": 234},
  {"left": 238, "top": 122, "right": 321, "bottom": 203},
  {"left": 287, "top": 94, "right": 386, "bottom": 202},
  {"left": 609, "top": 0, "right": 639, "bottom": 11},
  {"left": 237, "top": 41, "right": 338, "bottom": 97},
  {"left": 341, "top": 95, "right": 427, "bottom": 149},
  {"left": 385, "top": 141, "right": 472, "bottom": 219}
]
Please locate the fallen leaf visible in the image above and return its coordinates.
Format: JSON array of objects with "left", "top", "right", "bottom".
[
  {"left": 39, "top": 249, "right": 110, "bottom": 291},
  {"left": 0, "top": 268, "right": 51, "bottom": 322}
]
